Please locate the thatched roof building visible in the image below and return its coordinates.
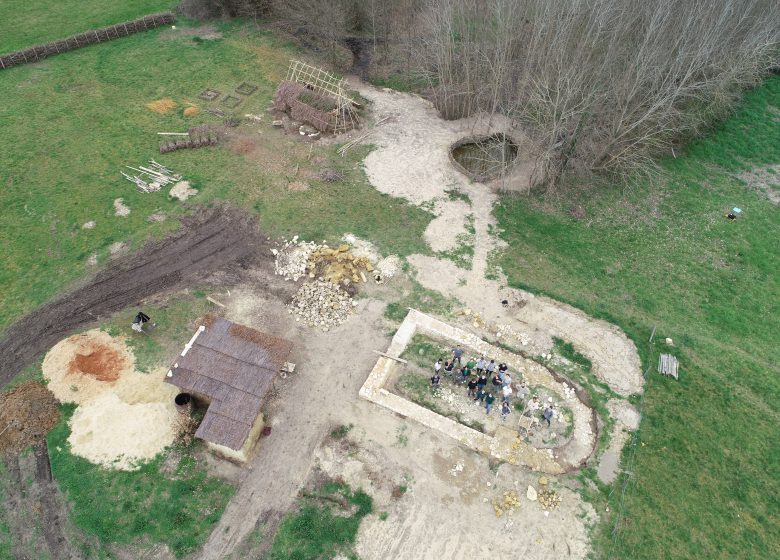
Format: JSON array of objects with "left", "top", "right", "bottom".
[{"left": 165, "top": 317, "right": 292, "bottom": 460}]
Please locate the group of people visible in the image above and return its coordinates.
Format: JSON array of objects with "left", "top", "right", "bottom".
[{"left": 429, "top": 344, "right": 557, "bottom": 427}]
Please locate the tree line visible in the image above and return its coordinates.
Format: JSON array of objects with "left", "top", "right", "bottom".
[{"left": 181, "top": 0, "right": 780, "bottom": 188}]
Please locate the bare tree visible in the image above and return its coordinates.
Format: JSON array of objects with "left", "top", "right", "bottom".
[{"left": 416, "top": 0, "right": 780, "bottom": 188}]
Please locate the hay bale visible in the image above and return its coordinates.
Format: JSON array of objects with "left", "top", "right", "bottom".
[{"left": 146, "top": 98, "right": 177, "bottom": 114}]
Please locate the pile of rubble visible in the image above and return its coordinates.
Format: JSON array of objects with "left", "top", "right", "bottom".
[
  {"left": 288, "top": 280, "right": 356, "bottom": 331},
  {"left": 273, "top": 236, "right": 318, "bottom": 281},
  {"left": 492, "top": 490, "right": 521, "bottom": 517},
  {"left": 494, "top": 323, "right": 531, "bottom": 346},
  {"left": 538, "top": 488, "right": 561, "bottom": 510},
  {"left": 458, "top": 308, "right": 486, "bottom": 328},
  {"left": 307, "top": 244, "right": 375, "bottom": 285},
  {"left": 272, "top": 237, "right": 379, "bottom": 286}
]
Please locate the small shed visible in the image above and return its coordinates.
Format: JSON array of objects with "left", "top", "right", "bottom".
[{"left": 165, "top": 316, "right": 292, "bottom": 462}]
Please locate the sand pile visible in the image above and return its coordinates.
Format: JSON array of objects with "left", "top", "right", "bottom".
[
  {"left": 68, "top": 393, "right": 178, "bottom": 470},
  {"left": 0, "top": 382, "right": 61, "bottom": 455},
  {"left": 42, "top": 329, "right": 178, "bottom": 470},
  {"left": 44, "top": 330, "right": 134, "bottom": 404}
]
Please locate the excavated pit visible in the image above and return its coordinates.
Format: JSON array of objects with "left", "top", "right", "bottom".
[{"left": 450, "top": 133, "right": 518, "bottom": 182}]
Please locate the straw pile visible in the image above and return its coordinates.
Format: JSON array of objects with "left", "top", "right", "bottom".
[{"left": 307, "top": 244, "right": 374, "bottom": 286}]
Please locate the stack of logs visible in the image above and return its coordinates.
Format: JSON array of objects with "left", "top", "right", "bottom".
[{"left": 160, "top": 125, "right": 221, "bottom": 154}]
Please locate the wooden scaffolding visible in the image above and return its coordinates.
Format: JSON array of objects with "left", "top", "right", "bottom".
[{"left": 285, "top": 60, "right": 359, "bottom": 134}]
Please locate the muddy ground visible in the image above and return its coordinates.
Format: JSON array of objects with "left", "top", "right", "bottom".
[
  {"left": 0, "top": 205, "right": 279, "bottom": 385},
  {"left": 1, "top": 444, "right": 91, "bottom": 560}
]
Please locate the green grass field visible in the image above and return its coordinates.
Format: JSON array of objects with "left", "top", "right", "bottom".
[
  {"left": 496, "top": 76, "right": 780, "bottom": 559},
  {"left": 2, "top": 3, "right": 779, "bottom": 559},
  {"left": 48, "top": 405, "right": 235, "bottom": 558},
  {"left": 269, "top": 481, "right": 372, "bottom": 560},
  {"left": 0, "top": 0, "right": 176, "bottom": 53},
  {"left": 0, "top": 19, "right": 431, "bottom": 333}
]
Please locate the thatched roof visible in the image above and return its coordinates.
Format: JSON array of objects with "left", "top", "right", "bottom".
[{"left": 165, "top": 317, "right": 292, "bottom": 450}]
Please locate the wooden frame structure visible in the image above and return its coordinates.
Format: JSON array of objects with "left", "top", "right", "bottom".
[{"left": 284, "top": 60, "right": 359, "bottom": 134}]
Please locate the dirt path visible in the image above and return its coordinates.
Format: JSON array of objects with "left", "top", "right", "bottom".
[
  {"left": 196, "top": 289, "right": 391, "bottom": 559},
  {"left": 0, "top": 205, "right": 273, "bottom": 385},
  {"left": 354, "top": 82, "right": 643, "bottom": 397},
  {"left": 1, "top": 444, "right": 83, "bottom": 560}
]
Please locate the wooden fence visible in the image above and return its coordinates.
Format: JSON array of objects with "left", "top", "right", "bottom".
[{"left": 0, "top": 12, "right": 174, "bottom": 70}]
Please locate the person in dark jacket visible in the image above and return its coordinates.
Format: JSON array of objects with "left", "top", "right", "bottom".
[
  {"left": 467, "top": 377, "right": 478, "bottom": 397},
  {"left": 485, "top": 392, "right": 496, "bottom": 415}
]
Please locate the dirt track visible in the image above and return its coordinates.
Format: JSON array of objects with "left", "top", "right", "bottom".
[{"left": 0, "top": 206, "right": 272, "bottom": 386}]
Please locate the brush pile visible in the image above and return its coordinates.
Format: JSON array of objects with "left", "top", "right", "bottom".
[{"left": 160, "top": 125, "right": 221, "bottom": 154}]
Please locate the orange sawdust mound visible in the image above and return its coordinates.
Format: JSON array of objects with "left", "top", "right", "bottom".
[
  {"left": 0, "top": 382, "right": 61, "bottom": 455},
  {"left": 68, "top": 344, "right": 126, "bottom": 382},
  {"left": 146, "top": 98, "right": 177, "bottom": 113},
  {"left": 183, "top": 105, "right": 200, "bottom": 116}
]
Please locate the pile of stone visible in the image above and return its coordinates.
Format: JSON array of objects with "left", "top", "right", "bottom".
[
  {"left": 308, "top": 244, "right": 375, "bottom": 286},
  {"left": 561, "top": 384, "right": 577, "bottom": 401},
  {"left": 538, "top": 488, "right": 561, "bottom": 510},
  {"left": 288, "top": 280, "right": 356, "bottom": 331},
  {"left": 375, "top": 255, "right": 400, "bottom": 282},
  {"left": 493, "top": 490, "right": 520, "bottom": 517},
  {"left": 495, "top": 324, "right": 530, "bottom": 346},
  {"left": 458, "top": 308, "right": 485, "bottom": 328},
  {"left": 272, "top": 236, "right": 318, "bottom": 281}
]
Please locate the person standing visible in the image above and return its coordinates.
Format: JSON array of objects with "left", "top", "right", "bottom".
[
  {"left": 485, "top": 392, "right": 495, "bottom": 415},
  {"left": 467, "top": 377, "right": 478, "bottom": 398},
  {"left": 131, "top": 311, "right": 152, "bottom": 333},
  {"left": 460, "top": 365, "right": 471, "bottom": 384},
  {"left": 451, "top": 345, "right": 464, "bottom": 365},
  {"left": 431, "top": 373, "right": 441, "bottom": 388},
  {"left": 502, "top": 383, "right": 513, "bottom": 402},
  {"left": 434, "top": 359, "right": 442, "bottom": 376},
  {"left": 443, "top": 360, "right": 454, "bottom": 378},
  {"left": 474, "top": 386, "right": 487, "bottom": 402},
  {"left": 486, "top": 359, "right": 497, "bottom": 379},
  {"left": 543, "top": 405, "right": 554, "bottom": 427},
  {"left": 477, "top": 372, "right": 488, "bottom": 391},
  {"left": 476, "top": 356, "right": 487, "bottom": 374},
  {"left": 503, "top": 373, "right": 512, "bottom": 387},
  {"left": 466, "top": 357, "right": 476, "bottom": 372},
  {"left": 501, "top": 400, "right": 512, "bottom": 421},
  {"left": 516, "top": 382, "right": 529, "bottom": 401},
  {"left": 491, "top": 373, "right": 503, "bottom": 390},
  {"left": 527, "top": 396, "right": 541, "bottom": 414}
]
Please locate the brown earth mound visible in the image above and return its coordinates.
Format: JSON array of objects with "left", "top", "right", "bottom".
[
  {"left": 0, "top": 205, "right": 284, "bottom": 386},
  {"left": 0, "top": 382, "right": 61, "bottom": 455},
  {"left": 68, "top": 344, "right": 125, "bottom": 382}
]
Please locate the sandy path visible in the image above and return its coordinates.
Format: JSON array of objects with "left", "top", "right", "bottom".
[{"left": 355, "top": 82, "right": 643, "bottom": 397}]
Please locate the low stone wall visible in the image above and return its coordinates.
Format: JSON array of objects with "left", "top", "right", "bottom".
[
  {"left": 0, "top": 13, "right": 174, "bottom": 70},
  {"left": 360, "top": 309, "right": 598, "bottom": 474}
]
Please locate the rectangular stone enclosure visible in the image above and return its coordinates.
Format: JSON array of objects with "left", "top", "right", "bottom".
[{"left": 360, "top": 309, "right": 565, "bottom": 474}]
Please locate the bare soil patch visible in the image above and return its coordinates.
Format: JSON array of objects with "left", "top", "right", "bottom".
[
  {"left": 0, "top": 205, "right": 272, "bottom": 386},
  {"left": 43, "top": 330, "right": 135, "bottom": 404},
  {"left": 68, "top": 344, "right": 125, "bottom": 381},
  {"left": 0, "top": 382, "right": 60, "bottom": 455}
]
